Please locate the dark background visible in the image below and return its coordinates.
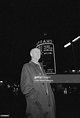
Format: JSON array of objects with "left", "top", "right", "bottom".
[
  {"left": 0, "top": 0, "right": 80, "bottom": 83},
  {"left": 0, "top": 1, "right": 80, "bottom": 118}
]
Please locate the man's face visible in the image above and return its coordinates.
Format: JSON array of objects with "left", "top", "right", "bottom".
[{"left": 32, "top": 48, "right": 41, "bottom": 61}]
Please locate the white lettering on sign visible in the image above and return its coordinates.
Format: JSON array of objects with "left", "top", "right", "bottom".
[{"left": 34, "top": 76, "right": 53, "bottom": 82}]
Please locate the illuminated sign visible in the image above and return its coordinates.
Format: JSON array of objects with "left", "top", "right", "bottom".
[{"left": 36, "top": 40, "right": 56, "bottom": 74}]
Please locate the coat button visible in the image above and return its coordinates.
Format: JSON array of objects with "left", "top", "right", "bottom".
[
  {"left": 42, "top": 83, "right": 44, "bottom": 85},
  {"left": 48, "top": 104, "right": 50, "bottom": 107}
]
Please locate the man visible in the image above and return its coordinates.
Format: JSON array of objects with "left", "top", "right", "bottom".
[{"left": 20, "top": 48, "right": 56, "bottom": 118}]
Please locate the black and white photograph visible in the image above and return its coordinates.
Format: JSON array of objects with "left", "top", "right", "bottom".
[{"left": 0, "top": 0, "right": 80, "bottom": 118}]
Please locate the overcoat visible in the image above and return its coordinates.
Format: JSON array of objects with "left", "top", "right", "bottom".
[{"left": 20, "top": 61, "right": 56, "bottom": 118}]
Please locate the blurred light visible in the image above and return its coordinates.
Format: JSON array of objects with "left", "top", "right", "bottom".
[
  {"left": 64, "top": 42, "right": 71, "bottom": 48},
  {"left": 69, "top": 87, "right": 71, "bottom": 89},
  {"left": 64, "top": 88, "right": 67, "bottom": 94},
  {"left": 0, "top": 115, "right": 10, "bottom": 117},
  {"left": 0, "top": 81, "right": 3, "bottom": 83},
  {"left": 72, "top": 70, "right": 75, "bottom": 72},
  {"left": 72, "top": 36, "right": 80, "bottom": 42},
  {"left": 7, "top": 84, "right": 10, "bottom": 88}
]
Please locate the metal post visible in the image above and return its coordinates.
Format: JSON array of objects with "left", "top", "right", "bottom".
[{"left": 71, "top": 42, "right": 77, "bottom": 71}]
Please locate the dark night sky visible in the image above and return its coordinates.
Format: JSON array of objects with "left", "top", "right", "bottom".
[{"left": 0, "top": 0, "right": 80, "bottom": 83}]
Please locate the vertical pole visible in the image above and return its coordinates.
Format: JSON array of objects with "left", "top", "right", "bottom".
[{"left": 71, "top": 43, "right": 77, "bottom": 71}]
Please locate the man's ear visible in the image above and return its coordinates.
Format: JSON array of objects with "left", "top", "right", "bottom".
[
  {"left": 30, "top": 49, "right": 33, "bottom": 57},
  {"left": 30, "top": 52, "right": 32, "bottom": 57}
]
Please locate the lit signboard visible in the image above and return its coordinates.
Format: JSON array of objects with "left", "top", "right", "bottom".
[{"left": 36, "top": 40, "right": 56, "bottom": 74}]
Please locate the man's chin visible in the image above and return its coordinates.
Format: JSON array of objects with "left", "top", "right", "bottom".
[{"left": 36, "top": 58, "right": 40, "bottom": 61}]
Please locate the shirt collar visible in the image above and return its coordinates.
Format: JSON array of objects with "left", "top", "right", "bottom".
[{"left": 29, "top": 60, "right": 40, "bottom": 66}]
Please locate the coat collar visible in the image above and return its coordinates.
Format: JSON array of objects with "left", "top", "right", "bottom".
[
  {"left": 29, "top": 60, "right": 46, "bottom": 75},
  {"left": 29, "top": 60, "right": 40, "bottom": 66},
  {"left": 29, "top": 60, "right": 43, "bottom": 69}
]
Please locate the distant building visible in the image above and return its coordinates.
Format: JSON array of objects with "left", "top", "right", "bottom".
[{"left": 36, "top": 39, "right": 56, "bottom": 74}]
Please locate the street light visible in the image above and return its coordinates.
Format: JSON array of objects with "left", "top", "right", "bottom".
[
  {"left": 64, "top": 36, "right": 80, "bottom": 71},
  {"left": 72, "top": 36, "right": 80, "bottom": 43},
  {"left": 64, "top": 42, "right": 71, "bottom": 48}
]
